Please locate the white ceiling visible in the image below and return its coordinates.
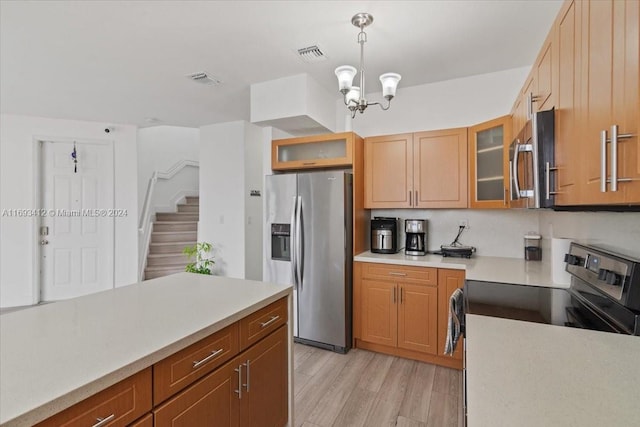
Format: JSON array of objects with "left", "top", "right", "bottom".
[{"left": 0, "top": 0, "right": 563, "bottom": 128}]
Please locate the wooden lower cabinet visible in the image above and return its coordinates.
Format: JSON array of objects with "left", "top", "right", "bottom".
[
  {"left": 130, "top": 413, "right": 153, "bottom": 427},
  {"left": 154, "top": 325, "right": 288, "bottom": 427},
  {"left": 397, "top": 283, "right": 438, "bottom": 354},
  {"left": 35, "top": 298, "right": 289, "bottom": 427},
  {"left": 154, "top": 361, "right": 240, "bottom": 427},
  {"left": 437, "top": 269, "right": 465, "bottom": 362},
  {"left": 35, "top": 369, "right": 152, "bottom": 427},
  {"left": 355, "top": 262, "right": 459, "bottom": 369},
  {"left": 361, "top": 279, "right": 397, "bottom": 347}
]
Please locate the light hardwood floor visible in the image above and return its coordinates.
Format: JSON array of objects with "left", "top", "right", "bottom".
[{"left": 293, "top": 343, "right": 463, "bottom": 427}]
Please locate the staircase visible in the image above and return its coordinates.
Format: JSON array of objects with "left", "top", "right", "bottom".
[{"left": 144, "top": 196, "right": 199, "bottom": 280}]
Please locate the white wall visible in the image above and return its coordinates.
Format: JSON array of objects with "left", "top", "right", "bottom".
[
  {"left": 539, "top": 210, "right": 640, "bottom": 259},
  {"left": 199, "top": 120, "right": 263, "bottom": 279},
  {"left": 336, "top": 66, "right": 530, "bottom": 137},
  {"left": 137, "top": 126, "right": 199, "bottom": 213},
  {"left": 0, "top": 114, "right": 138, "bottom": 307},
  {"left": 244, "top": 123, "right": 264, "bottom": 281}
]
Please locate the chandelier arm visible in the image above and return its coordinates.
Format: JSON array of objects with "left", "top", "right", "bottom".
[{"left": 369, "top": 99, "right": 392, "bottom": 111}]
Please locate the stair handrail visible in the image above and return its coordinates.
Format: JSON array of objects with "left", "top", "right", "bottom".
[
  {"left": 138, "top": 159, "right": 199, "bottom": 280},
  {"left": 138, "top": 159, "right": 199, "bottom": 232}
]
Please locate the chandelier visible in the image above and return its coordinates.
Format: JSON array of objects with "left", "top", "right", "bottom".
[{"left": 335, "top": 13, "right": 401, "bottom": 118}]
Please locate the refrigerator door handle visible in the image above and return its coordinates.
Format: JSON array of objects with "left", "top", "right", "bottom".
[
  {"left": 295, "top": 195, "right": 303, "bottom": 290},
  {"left": 290, "top": 196, "right": 298, "bottom": 290}
]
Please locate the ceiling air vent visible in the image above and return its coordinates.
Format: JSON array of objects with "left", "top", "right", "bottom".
[
  {"left": 186, "top": 71, "right": 221, "bottom": 86},
  {"left": 296, "top": 45, "right": 327, "bottom": 63}
]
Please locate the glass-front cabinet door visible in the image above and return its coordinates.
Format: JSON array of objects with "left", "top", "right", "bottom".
[
  {"left": 271, "top": 132, "right": 355, "bottom": 170},
  {"left": 469, "top": 115, "right": 512, "bottom": 208}
]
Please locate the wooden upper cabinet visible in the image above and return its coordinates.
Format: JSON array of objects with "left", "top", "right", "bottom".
[
  {"left": 271, "top": 132, "right": 356, "bottom": 171},
  {"left": 364, "top": 133, "right": 413, "bottom": 208},
  {"left": 580, "top": 0, "right": 640, "bottom": 204},
  {"left": 413, "top": 128, "right": 468, "bottom": 208},
  {"left": 534, "top": 30, "right": 556, "bottom": 112},
  {"left": 469, "top": 115, "right": 512, "bottom": 208},
  {"left": 364, "top": 128, "right": 468, "bottom": 209},
  {"left": 554, "top": 0, "right": 582, "bottom": 206}
]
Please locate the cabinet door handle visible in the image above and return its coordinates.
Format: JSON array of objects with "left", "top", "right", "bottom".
[
  {"left": 388, "top": 272, "right": 407, "bottom": 276},
  {"left": 393, "top": 287, "right": 396, "bottom": 304},
  {"left": 610, "top": 125, "right": 635, "bottom": 192},
  {"left": 400, "top": 287, "right": 404, "bottom": 304},
  {"left": 92, "top": 414, "right": 115, "bottom": 427},
  {"left": 243, "top": 360, "right": 251, "bottom": 392},
  {"left": 415, "top": 190, "right": 418, "bottom": 206},
  {"left": 409, "top": 191, "right": 412, "bottom": 206},
  {"left": 192, "top": 348, "right": 224, "bottom": 369},
  {"left": 600, "top": 129, "right": 608, "bottom": 192},
  {"left": 234, "top": 364, "right": 243, "bottom": 399},
  {"left": 260, "top": 315, "right": 280, "bottom": 328}
]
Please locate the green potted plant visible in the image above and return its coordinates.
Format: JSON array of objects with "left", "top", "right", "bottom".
[{"left": 183, "top": 242, "right": 215, "bottom": 275}]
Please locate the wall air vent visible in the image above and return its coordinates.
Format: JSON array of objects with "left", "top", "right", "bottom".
[
  {"left": 186, "top": 71, "right": 221, "bottom": 86},
  {"left": 296, "top": 45, "right": 327, "bottom": 63}
]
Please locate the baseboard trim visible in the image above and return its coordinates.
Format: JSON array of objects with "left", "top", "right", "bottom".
[{"left": 355, "top": 339, "right": 463, "bottom": 370}]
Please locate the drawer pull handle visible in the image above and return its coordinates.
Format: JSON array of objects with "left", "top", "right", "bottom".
[
  {"left": 303, "top": 162, "right": 316, "bottom": 166},
  {"left": 388, "top": 272, "right": 407, "bottom": 276},
  {"left": 193, "top": 348, "right": 224, "bottom": 369},
  {"left": 92, "top": 414, "right": 115, "bottom": 427},
  {"left": 260, "top": 315, "right": 280, "bottom": 328}
]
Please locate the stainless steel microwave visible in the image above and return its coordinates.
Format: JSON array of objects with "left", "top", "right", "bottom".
[{"left": 510, "top": 108, "right": 556, "bottom": 208}]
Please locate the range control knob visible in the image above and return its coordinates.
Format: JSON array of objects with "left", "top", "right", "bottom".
[
  {"left": 598, "top": 269, "right": 621, "bottom": 285},
  {"left": 606, "top": 271, "right": 620, "bottom": 286},
  {"left": 564, "top": 254, "right": 583, "bottom": 266},
  {"left": 598, "top": 268, "right": 608, "bottom": 280}
]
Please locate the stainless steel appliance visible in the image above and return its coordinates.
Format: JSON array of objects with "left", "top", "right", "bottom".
[
  {"left": 405, "top": 219, "right": 427, "bottom": 256},
  {"left": 510, "top": 108, "right": 555, "bottom": 208},
  {"left": 264, "top": 171, "right": 353, "bottom": 353},
  {"left": 564, "top": 243, "right": 640, "bottom": 334},
  {"left": 371, "top": 217, "right": 400, "bottom": 254},
  {"left": 463, "top": 244, "right": 640, "bottom": 335}
]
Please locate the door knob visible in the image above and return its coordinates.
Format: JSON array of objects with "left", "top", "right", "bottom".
[{"left": 40, "top": 239, "right": 49, "bottom": 245}]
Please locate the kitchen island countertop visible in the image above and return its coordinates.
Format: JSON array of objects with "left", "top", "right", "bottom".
[
  {"left": 465, "top": 314, "right": 640, "bottom": 426},
  {"left": 354, "top": 251, "right": 565, "bottom": 288},
  {"left": 0, "top": 273, "right": 292, "bottom": 426}
]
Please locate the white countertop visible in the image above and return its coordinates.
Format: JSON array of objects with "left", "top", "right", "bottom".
[
  {"left": 0, "top": 273, "right": 292, "bottom": 426},
  {"left": 354, "top": 251, "right": 566, "bottom": 288},
  {"left": 465, "top": 314, "right": 640, "bottom": 427}
]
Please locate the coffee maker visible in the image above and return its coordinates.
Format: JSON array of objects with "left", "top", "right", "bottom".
[{"left": 405, "top": 219, "right": 427, "bottom": 256}]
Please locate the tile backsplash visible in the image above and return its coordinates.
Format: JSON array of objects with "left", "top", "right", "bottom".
[{"left": 372, "top": 209, "right": 640, "bottom": 260}]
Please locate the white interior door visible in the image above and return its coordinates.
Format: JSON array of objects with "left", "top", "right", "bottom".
[{"left": 40, "top": 140, "right": 114, "bottom": 301}]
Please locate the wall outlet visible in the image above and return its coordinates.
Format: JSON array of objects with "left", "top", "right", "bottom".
[{"left": 459, "top": 219, "right": 470, "bottom": 229}]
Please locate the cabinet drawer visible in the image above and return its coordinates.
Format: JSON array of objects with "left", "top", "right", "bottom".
[
  {"left": 153, "top": 323, "right": 239, "bottom": 405},
  {"left": 129, "top": 413, "right": 153, "bottom": 427},
  {"left": 35, "top": 368, "right": 152, "bottom": 427},
  {"left": 361, "top": 263, "right": 437, "bottom": 286},
  {"left": 240, "top": 297, "right": 288, "bottom": 350}
]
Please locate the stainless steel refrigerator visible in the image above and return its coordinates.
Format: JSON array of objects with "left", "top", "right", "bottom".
[{"left": 264, "top": 171, "right": 353, "bottom": 353}]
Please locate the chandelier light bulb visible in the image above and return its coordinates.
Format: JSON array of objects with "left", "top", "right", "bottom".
[
  {"left": 345, "top": 86, "right": 361, "bottom": 104},
  {"left": 335, "top": 65, "right": 357, "bottom": 92},
  {"left": 379, "top": 73, "right": 402, "bottom": 99}
]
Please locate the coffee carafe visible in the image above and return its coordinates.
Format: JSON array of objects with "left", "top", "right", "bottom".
[{"left": 405, "top": 219, "right": 427, "bottom": 256}]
